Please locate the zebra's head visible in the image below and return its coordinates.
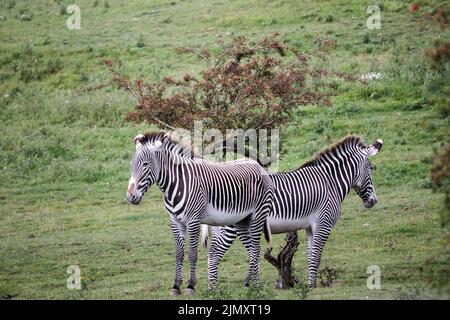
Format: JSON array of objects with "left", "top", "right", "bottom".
[
  {"left": 353, "top": 139, "right": 383, "bottom": 208},
  {"left": 127, "top": 134, "right": 163, "bottom": 205}
]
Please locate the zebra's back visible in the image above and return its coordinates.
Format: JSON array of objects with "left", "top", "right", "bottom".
[{"left": 196, "top": 159, "right": 272, "bottom": 226}]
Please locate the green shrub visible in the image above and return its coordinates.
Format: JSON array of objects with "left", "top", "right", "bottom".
[
  {"left": 59, "top": 4, "right": 66, "bottom": 15},
  {"left": 314, "top": 118, "right": 332, "bottom": 135},
  {"left": 436, "top": 100, "right": 450, "bottom": 118},
  {"left": 198, "top": 286, "right": 232, "bottom": 300},
  {"left": 46, "top": 58, "right": 63, "bottom": 75},
  {"left": 363, "top": 33, "right": 370, "bottom": 44},
  {"left": 136, "top": 35, "right": 145, "bottom": 48},
  {"left": 293, "top": 281, "right": 310, "bottom": 299},
  {"left": 6, "top": 0, "right": 16, "bottom": 9}
]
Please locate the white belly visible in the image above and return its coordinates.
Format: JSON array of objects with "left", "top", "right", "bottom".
[
  {"left": 201, "top": 205, "right": 251, "bottom": 226},
  {"left": 268, "top": 214, "right": 316, "bottom": 234}
]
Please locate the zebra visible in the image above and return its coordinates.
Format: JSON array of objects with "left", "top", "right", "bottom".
[
  {"left": 204, "top": 135, "right": 383, "bottom": 288},
  {"left": 126, "top": 131, "right": 273, "bottom": 295}
]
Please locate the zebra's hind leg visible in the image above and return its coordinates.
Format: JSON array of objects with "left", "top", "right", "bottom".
[
  {"left": 186, "top": 222, "right": 201, "bottom": 295},
  {"left": 248, "top": 235, "right": 262, "bottom": 287},
  {"left": 170, "top": 217, "right": 186, "bottom": 296},
  {"left": 305, "top": 227, "right": 313, "bottom": 270},
  {"left": 236, "top": 224, "right": 261, "bottom": 288},
  {"left": 308, "top": 225, "right": 331, "bottom": 288},
  {"left": 236, "top": 232, "right": 252, "bottom": 287},
  {"left": 238, "top": 232, "right": 254, "bottom": 287},
  {"left": 207, "top": 226, "right": 238, "bottom": 290}
]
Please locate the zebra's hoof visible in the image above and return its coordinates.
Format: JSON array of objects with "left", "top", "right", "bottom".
[
  {"left": 170, "top": 288, "right": 181, "bottom": 296},
  {"left": 185, "top": 288, "right": 195, "bottom": 296}
]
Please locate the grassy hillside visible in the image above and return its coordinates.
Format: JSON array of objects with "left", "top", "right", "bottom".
[{"left": 0, "top": 0, "right": 449, "bottom": 299}]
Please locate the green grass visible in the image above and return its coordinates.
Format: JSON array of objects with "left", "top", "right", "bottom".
[{"left": 0, "top": 0, "right": 449, "bottom": 299}]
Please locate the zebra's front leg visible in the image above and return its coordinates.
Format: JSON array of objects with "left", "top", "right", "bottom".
[
  {"left": 208, "top": 226, "right": 238, "bottom": 290},
  {"left": 308, "top": 226, "right": 331, "bottom": 288},
  {"left": 186, "top": 222, "right": 201, "bottom": 295},
  {"left": 170, "top": 217, "right": 186, "bottom": 296}
]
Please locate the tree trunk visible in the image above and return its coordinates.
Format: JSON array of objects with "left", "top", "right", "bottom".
[{"left": 264, "top": 231, "right": 299, "bottom": 289}]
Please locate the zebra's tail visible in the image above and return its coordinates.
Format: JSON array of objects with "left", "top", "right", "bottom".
[
  {"left": 201, "top": 224, "right": 210, "bottom": 250},
  {"left": 263, "top": 220, "right": 272, "bottom": 247}
]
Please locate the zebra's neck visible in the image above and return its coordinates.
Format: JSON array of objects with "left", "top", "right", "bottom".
[
  {"left": 154, "top": 149, "right": 192, "bottom": 194},
  {"left": 299, "top": 147, "right": 362, "bottom": 201}
]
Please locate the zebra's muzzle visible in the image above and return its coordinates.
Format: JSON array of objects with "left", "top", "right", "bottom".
[
  {"left": 127, "top": 180, "right": 142, "bottom": 205},
  {"left": 364, "top": 197, "right": 377, "bottom": 208},
  {"left": 127, "top": 192, "right": 142, "bottom": 205}
]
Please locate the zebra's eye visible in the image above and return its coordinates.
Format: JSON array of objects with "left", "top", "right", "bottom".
[{"left": 142, "top": 161, "right": 150, "bottom": 168}]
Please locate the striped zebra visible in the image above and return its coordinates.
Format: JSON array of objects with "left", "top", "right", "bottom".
[
  {"left": 204, "top": 135, "right": 383, "bottom": 288},
  {"left": 126, "top": 131, "right": 273, "bottom": 295}
]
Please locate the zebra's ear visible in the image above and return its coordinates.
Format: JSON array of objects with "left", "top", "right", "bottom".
[
  {"left": 366, "top": 139, "right": 383, "bottom": 157},
  {"left": 134, "top": 134, "right": 145, "bottom": 145},
  {"left": 134, "top": 134, "right": 145, "bottom": 150}
]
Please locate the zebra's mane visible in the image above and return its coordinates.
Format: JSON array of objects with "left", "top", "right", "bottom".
[
  {"left": 141, "top": 131, "right": 201, "bottom": 159},
  {"left": 298, "top": 135, "right": 368, "bottom": 169}
]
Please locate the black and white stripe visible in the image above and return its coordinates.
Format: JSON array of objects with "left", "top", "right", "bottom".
[
  {"left": 126, "top": 132, "right": 273, "bottom": 295},
  {"left": 206, "top": 136, "right": 383, "bottom": 288}
]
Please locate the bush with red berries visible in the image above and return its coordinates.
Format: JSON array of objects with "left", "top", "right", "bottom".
[{"left": 105, "top": 33, "right": 358, "bottom": 162}]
